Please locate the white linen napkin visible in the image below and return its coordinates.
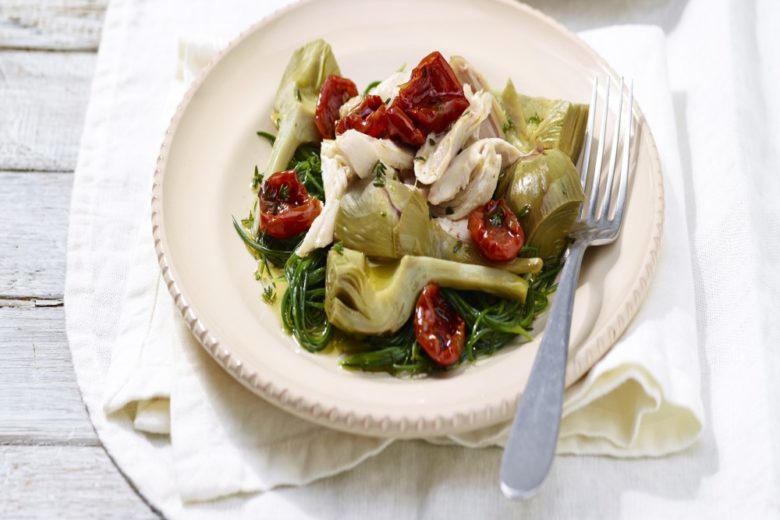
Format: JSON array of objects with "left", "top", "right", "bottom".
[{"left": 98, "top": 23, "right": 702, "bottom": 503}]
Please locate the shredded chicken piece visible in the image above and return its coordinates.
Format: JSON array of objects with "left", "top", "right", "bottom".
[
  {"left": 449, "top": 56, "right": 509, "bottom": 140},
  {"left": 428, "top": 138, "right": 521, "bottom": 205},
  {"left": 336, "top": 129, "right": 414, "bottom": 178},
  {"left": 435, "top": 216, "right": 471, "bottom": 242},
  {"left": 414, "top": 85, "right": 492, "bottom": 185},
  {"left": 296, "top": 141, "right": 353, "bottom": 255},
  {"left": 370, "top": 70, "right": 411, "bottom": 102}
]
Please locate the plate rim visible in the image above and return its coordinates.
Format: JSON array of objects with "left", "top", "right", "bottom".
[{"left": 151, "top": 0, "right": 665, "bottom": 438}]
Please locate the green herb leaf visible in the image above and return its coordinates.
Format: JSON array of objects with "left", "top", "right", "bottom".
[
  {"left": 428, "top": 137, "right": 436, "bottom": 146},
  {"left": 333, "top": 241, "right": 344, "bottom": 255},
  {"left": 288, "top": 144, "right": 325, "bottom": 201},
  {"left": 295, "top": 88, "right": 302, "bottom": 102},
  {"left": 363, "top": 80, "right": 381, "bottom": 96},
  {"left": 527, "top": 114, "right": 541, "bottom": 125},
  {"left": 279, "top": 184, "right": 289, "bottom": 201},
  {"left": 256, "top": 131, "right": 276, "bottom": 145},
  {"left": 262, "top": 284, "right": 277, "bottom": 304},
  {"left": 251, "top": 165, "right": 263, "bottom": 190},
  {"left": 414, "top": 156, "right": 426, "bottom": 162},
  {"left": 502, "top": 116, "right": 515, "bottom": 134},
  {"left": 517, "top": 204, "right": 531, "bottom": 218},
  {"left": 371, "top": 161, "right": 387, "bottom": 187}
]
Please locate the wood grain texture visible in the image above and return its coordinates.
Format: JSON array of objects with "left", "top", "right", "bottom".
[
  {"left": 0, "top": 0, "right": 107, "bottom": 51},
  {"left": 0, "top": 51, "right": 95, "bottom": 171},
  {"left": 0, "top": 172, "right": 72, "bottom": 299},
  {"left": 0, "top": 305, "right": 97, "bottom": 443},
  {"left": 0, "top": 446, "right": 159, "bottom": 519}
]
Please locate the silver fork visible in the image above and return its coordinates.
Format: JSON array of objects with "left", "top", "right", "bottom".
[{"left": 499, "top": 77, "right": 634, "bottom": 499}]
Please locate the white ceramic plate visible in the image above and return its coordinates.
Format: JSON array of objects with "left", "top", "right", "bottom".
[{"left": 152, "top": 0, "right": 663, "bottom": 438}]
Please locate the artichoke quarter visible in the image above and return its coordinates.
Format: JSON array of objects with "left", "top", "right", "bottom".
[
  {"left": 325, "top": 248, "right": 528, "bottom": 335},
  {"left": 263, "top": 39, "right": 341, "bottom": 176},
  {"left": 333, "top": 178, "right": 543, "bottom": 274},
  {"left": 501, "top": 79, "right": 589, "bottom": 163},
  {"left": 496, "top": 149, "right": 585, "bottom": 260}
]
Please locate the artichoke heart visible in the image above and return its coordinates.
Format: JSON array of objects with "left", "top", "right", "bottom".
[
  {"left": 501, "top": 79, "right": 589, "bottom": 162},
  {"left": 263, "top": 39, "right": 341, "bottom": 176},
  {"left": 325, "top": 248, "right": 528, "bottom": 335},
  {"left": 497, "top": 149, "right": 585, "bottom": 260},
  {"left": 333, "top": 178, "right": 543, "bottom": 274}
]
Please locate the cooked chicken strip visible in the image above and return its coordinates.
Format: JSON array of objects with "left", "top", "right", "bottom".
[
  {"left": 428, "top": 138, "right": 521, "bottom": 205},
  {"left": 297, "top": 140, "right": 353, "bottom": 255},
  {"left": 449, "top": 55, "right": 509, "bottom": 140},
  {"left": 414, "top": 85, "right": 492, "bottom": 184},
  {"left": 445, "top": 149, "right": 502, "bottom": 220},
  {"left": 336, "top": 129, "right": 414, "bottom": 178}
]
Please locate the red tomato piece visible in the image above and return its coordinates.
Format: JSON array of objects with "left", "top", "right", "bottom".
[
  {"left": 394, "top": 51, "right": 469, "bottom": 134},
  {"left": 468, "top": 199, "right": 525, "bottom": 262},
  {"left": 335, "top": 95, "right": 389, "bottom": 138},
  {"left": 315, "top": 75, "right": 359, "bottom": 139},
  {"left": 259, "top": 170, "right": 321, "bottom": 239},
  {"left": 414, "top": 283, "right": 466, "bottom": 367},
  {"left": 386, "top": 105, "right": 426, "bottom": 147}
]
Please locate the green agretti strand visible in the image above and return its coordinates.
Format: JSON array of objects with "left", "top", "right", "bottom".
[{"left": 281, "top": 251, "right": 332, "bottom": 352}]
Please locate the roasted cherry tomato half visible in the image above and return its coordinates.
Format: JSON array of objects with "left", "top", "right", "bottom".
[
  {"left": 386, "top": 105, "right": 426, "bottom": 147},
  {"left": 315, "top": 75, "right": 359, "bottom": 139},
  {"left": 414, "top": 283, "right": 466, "bottom": 367},
  {"left": 394, "top": 51, "right": 469, "bottom": 134},
  {"left": 468, "top": 199, "right": 525, "bottom": 262},
  {"left": 259, "top": 170, "right": 321, "bottom": 239},
  {"left": 335, "top": 95, "right": 388, "bottom": 138}
]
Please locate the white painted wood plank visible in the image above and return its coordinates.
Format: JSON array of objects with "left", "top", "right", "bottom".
[
  {"left": 0, "top": 305, "right": 97, "bottom": 443},
  {"left": 0, "top": 446, "right": 159, "bottom": 519},
  {"left": 0, "top": 51, "right": 95, "bottom": 171},
  {"left": 0, "top": 172, "right": 71, "bottom": 298},
  {"left": 0, "top": 0, "right": 107, "bottom": 51}
]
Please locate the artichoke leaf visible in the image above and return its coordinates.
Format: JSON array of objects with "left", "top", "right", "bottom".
[
  {"left": 501, "top": 79, "right": 589, "bottom": 162},
  {"left": 497, "top": 149, "right": 585, "bottom": 259},
  {"left": 264, "top": 39, "right": 340, "bottom": 177},
  {"left": 325, "top": 248, "right": 528, "bottom": 335}
]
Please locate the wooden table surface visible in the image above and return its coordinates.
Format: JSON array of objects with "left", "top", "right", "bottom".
[{"left": 0, "top": 2, "right": 157, "bottom": 517}]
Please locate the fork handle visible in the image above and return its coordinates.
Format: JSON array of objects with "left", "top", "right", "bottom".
[{"left": 499, "top": 240, "right": 588, "bottom": 499}]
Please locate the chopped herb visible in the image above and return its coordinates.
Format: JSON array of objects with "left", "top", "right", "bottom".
[
  {"left": 453, "top": 240, "right": 463, "bottom": 253},
  {"left": 256, "top": 131, "right": 276, "bottom": 145},
  {"left": 262, "top": 284, "right": 277, "bottom": 304},
  {"left": 279, "top": 184, "right": 289, "bottom": 201},
  {"left": 488, "top": 207, "right": 505, "bottom": 227},
  {"left": 364, "top": 80, "right": 381, "bottom": 96},
  {"left": 502, "top": 117, "right": 515, "bottom": 134},
  {"left": 295, "top": 88, "right": 302, "bottom": 102},
  {"left": 380, "top": 211, "right": 387, "bottom": 217},
  {"left": 372, "top": 161, "right": 387, "bottom": 187},
  {"left": 333, "top": 241, "right": 344, "bottom": 255},
  {"left": 527, "top": 114, "right": 542, "bottom": 125},
  {"left": 288, "top": 144, "right": 325, "bottom": 201},
  {"left": 385, "top": 97, "right": 391, "bottom": 105},
  {"left": 241, "top": 213, "right": 254, "bottom": 229},
  {"left": 445, "top": 206, "right": 454, "bottom": 215},
  {"left": 251, "top": 165, "right": 263, "bottom": 190},
  {"left": 517, "top": 204, "right": 531, "bottom": 218},
  {"left": 428, "top": 137, "right": 436, "bottom": 146},
  {"left": 414, "top": 156, "right": 426, "bottom": 162}
]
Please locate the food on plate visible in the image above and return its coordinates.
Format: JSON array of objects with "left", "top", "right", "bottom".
[{"left": 235, "top": 39, "right": 588, "bottom": 375}]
